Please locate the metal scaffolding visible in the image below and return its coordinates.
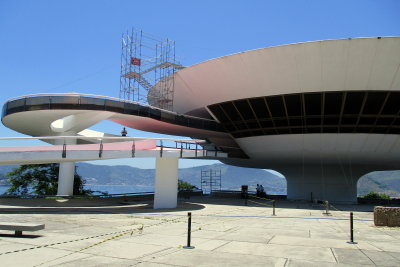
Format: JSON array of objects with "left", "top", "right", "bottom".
[
  {"left": 201, "top": 169, "right": 222, "bottom": 194},
  {"left": 120, "top": 28, "right": 184, "bottom": 111}
]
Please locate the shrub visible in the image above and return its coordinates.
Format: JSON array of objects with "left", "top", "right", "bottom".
[
  {"left": 178, "top": 179, "right": 196, "bottom": 192},
  {"left": 362, "top": 192, "right": 391, "bottom": 200}
]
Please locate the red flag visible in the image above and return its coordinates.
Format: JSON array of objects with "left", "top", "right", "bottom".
[{"left": 130, "top": 57, "right": 141, "bottom": 66}]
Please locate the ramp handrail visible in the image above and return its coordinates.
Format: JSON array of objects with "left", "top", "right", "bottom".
[
  {"left": 0, "top": 136, "right": 205, "bottom": 143},
  {"left": 4, "top": 93, "right": 217, "bottom": 122}
]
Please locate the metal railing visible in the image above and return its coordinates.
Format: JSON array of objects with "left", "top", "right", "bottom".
[
  {"left": 4, "top": 93, "right": 219, "bottom": 123},
  {"left": 0, "top": 136, "right": 226, "bottom": 159},
  {"left": 3, "top": 93, "right": 225, "bottom": 133}
]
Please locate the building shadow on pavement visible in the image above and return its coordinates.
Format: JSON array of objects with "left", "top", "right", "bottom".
[{"left": 0, "top": 198, "right": 205, "bottom": 215}]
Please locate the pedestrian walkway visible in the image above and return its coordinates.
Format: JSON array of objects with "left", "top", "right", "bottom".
[{"left": 0, "top": 197, "right": 399, "bottom": 266}]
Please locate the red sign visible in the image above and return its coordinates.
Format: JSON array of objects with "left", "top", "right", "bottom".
[{"left": 130, "top": 57, "right": 141, "bottom": 66}]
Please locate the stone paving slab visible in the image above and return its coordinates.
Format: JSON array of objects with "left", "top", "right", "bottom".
[
  {"left": 47, "top": 255, "right": 136, "bottom": 267},
  {"left": 118, "top": 232, "right": 185, "bottom": 247},
  {"left": 192, "top": 238, "right": 231, "bottom": 251},
  {"left": 269, "top": 235, "right": 360, "bottom": 249},
  {"left": 0, "top": 247, "right": 89, "bottom": 266},
  {"left": 191, "top": 229, "right": 229, "bottom": 240},
  {"left": 145, "top": 248, "right": 288, "bottom": 266},
  {"left": 215, "top": 240, "right": 336, "bottom": 262},
  {"left": 214, "top": 232, "right": 274, "bottom": 243},
  {"left": 0, "top": 232, "right": 88, "bottom": 247},
  {"left": 388, "top": 251, "right": 400, "bottom": 260},
  {"left": 0, "top": 240, "right": 34, "bottom": 253},
  {"left": 366, "top": 240, "right": 400, "bottom": 253},
  {"left": 361, "top": 250, "right": 400, "bottom": 267},
  {"left": 285, "top": 258, "right": 353, "bottom": 267},
  {"left": 332, "top": 248, "right": 375, "bottom": 265},
  {"left": 82, "top": 239, "right": 170, "bottom": 260}
]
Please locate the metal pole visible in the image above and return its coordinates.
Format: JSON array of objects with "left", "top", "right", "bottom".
[
  {"left": 272, "top": 200, "right": 276, "bottom": 216},
  {"left": 62, "top": 143, "right": 67, "bottom": 158},
  {"left": 99, "top": 141, "right": 103, "bottom": 158},
  {"left": 187, "top": 212, "right": 191, "bottom": 246},
  {"left": 131, "top": 141, "right": 135, "bottom": 157},
  {"left": 347, "top": 212, "right": 357, "bottom": 244},
  {"left": 210, "top": 170, "right": 212, "bottom": 194},
  {"left": 183, "top": 212, "right": 194, "bottom": 249},
  {"left": 350, "top": 212, "right": 354, "bottom": 242}
]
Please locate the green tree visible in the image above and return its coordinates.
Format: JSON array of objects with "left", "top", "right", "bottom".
[
  {"left": 178, "top": 179, "right": 196, "bottom": 191},
  {"left": 5, "top": 164, "right": 91, "bottom": 196},
  {"left": 362, "top": 192, "right": 391, "bottom": 200}
]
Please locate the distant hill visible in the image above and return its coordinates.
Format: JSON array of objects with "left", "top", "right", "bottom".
[
  {"left": 74, "top": 162, "right": 287, "bottom": 194},
  {"left": 1, "top": 163, "right": 399, "bottom": 197},
  {"left": 358, "top": 171, "right": 400, "bottom": 197}
]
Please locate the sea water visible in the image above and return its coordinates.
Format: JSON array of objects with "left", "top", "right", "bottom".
[
  {"left": 0, "top": 185, "right": 8, "bottom": 195},
  {"left": 0, "top": 185, "right": 154, "bottom": 195}
]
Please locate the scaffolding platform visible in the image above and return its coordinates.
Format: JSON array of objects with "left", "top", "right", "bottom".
[{"left": 120, "top": 29, "right": 184, "bottom": 111}]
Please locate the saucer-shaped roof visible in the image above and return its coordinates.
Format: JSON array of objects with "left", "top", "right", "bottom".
[{"left": 171, "top": 37, "right": 400, "bottom": 116}]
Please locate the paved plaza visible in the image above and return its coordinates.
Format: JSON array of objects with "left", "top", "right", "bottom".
[{"left": 0, "top": 196, "right": 399, "bottom": 266}]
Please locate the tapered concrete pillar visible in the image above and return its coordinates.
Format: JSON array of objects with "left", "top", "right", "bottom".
[
  {"left": 57, "top": 162, "right": 75, "bottom": 196},
  {"left": 55, "top": 133, "right": 77, "bottom": 196},
  {"left": 281, "top": 164, "right": 368, "bottom": 204},
  {"left": 154, "top": 158, "right": 179, "bottom": 209}
]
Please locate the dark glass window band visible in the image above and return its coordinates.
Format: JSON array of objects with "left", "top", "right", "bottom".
[
  {"left": 2, "top": 96, "right": 225, "bottom": 133},
  {"left": 208, "top": 90, "right": 400, "bottom": 138}
]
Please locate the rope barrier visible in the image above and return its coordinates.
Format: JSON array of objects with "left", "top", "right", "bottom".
[
  {"left": 0, "top": 227, "right": 140, "bottom": 257},
  {"left": 33, "top": 228, "right": 141, "bottom": 266},
  {"left": 124, "top": 212, "right": 373, "bottom": 221},
  {"left": 0, "top": 214, "right": 186, "bottom": 266},
  {"left": 33, "top": 215, "right": 187, "bottom": 266}
]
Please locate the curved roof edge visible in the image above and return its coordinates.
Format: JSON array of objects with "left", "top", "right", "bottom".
[
  {"left": 179, "top": 36, "right": 399, "bottom": 71},
  {"left": 2, "top": 93, "right": 225, "bottom": 134}
]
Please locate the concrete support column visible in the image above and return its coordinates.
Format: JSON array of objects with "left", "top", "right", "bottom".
[
  {"left": 57, "top": 162, "right": 75, "bottom": 196},
  {"left": 281, "top": 164, "right": 367, "bottom": 204},
  {"left": 55, "top": 133, "right": 77, "bottom": 196},
  {"left": 154, "top": 157, "right": 179, "bottom": 209}
]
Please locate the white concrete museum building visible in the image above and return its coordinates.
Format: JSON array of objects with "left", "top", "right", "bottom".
[{"left": 2, "top": 37, "right": 400, "bottom": 205}]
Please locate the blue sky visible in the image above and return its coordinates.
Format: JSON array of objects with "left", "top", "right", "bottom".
[{"left": 0, "top": 0, "right": 399, "bottom": 169}]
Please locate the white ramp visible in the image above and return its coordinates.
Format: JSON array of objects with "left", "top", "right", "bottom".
[
  {"left": 0, "top": 137, "right": 227, "bottom": 208},
  {"left": 0, "top": 140, "right": 226, "bottom": 165}
]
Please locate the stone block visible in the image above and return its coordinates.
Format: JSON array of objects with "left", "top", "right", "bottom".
[{"left": 374, "top": 206, "right": 400, "bottom": 227}]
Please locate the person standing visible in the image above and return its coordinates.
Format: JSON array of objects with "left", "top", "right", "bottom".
[{"left": 259, "top": 184, "right": 265, "bottom": 197}]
